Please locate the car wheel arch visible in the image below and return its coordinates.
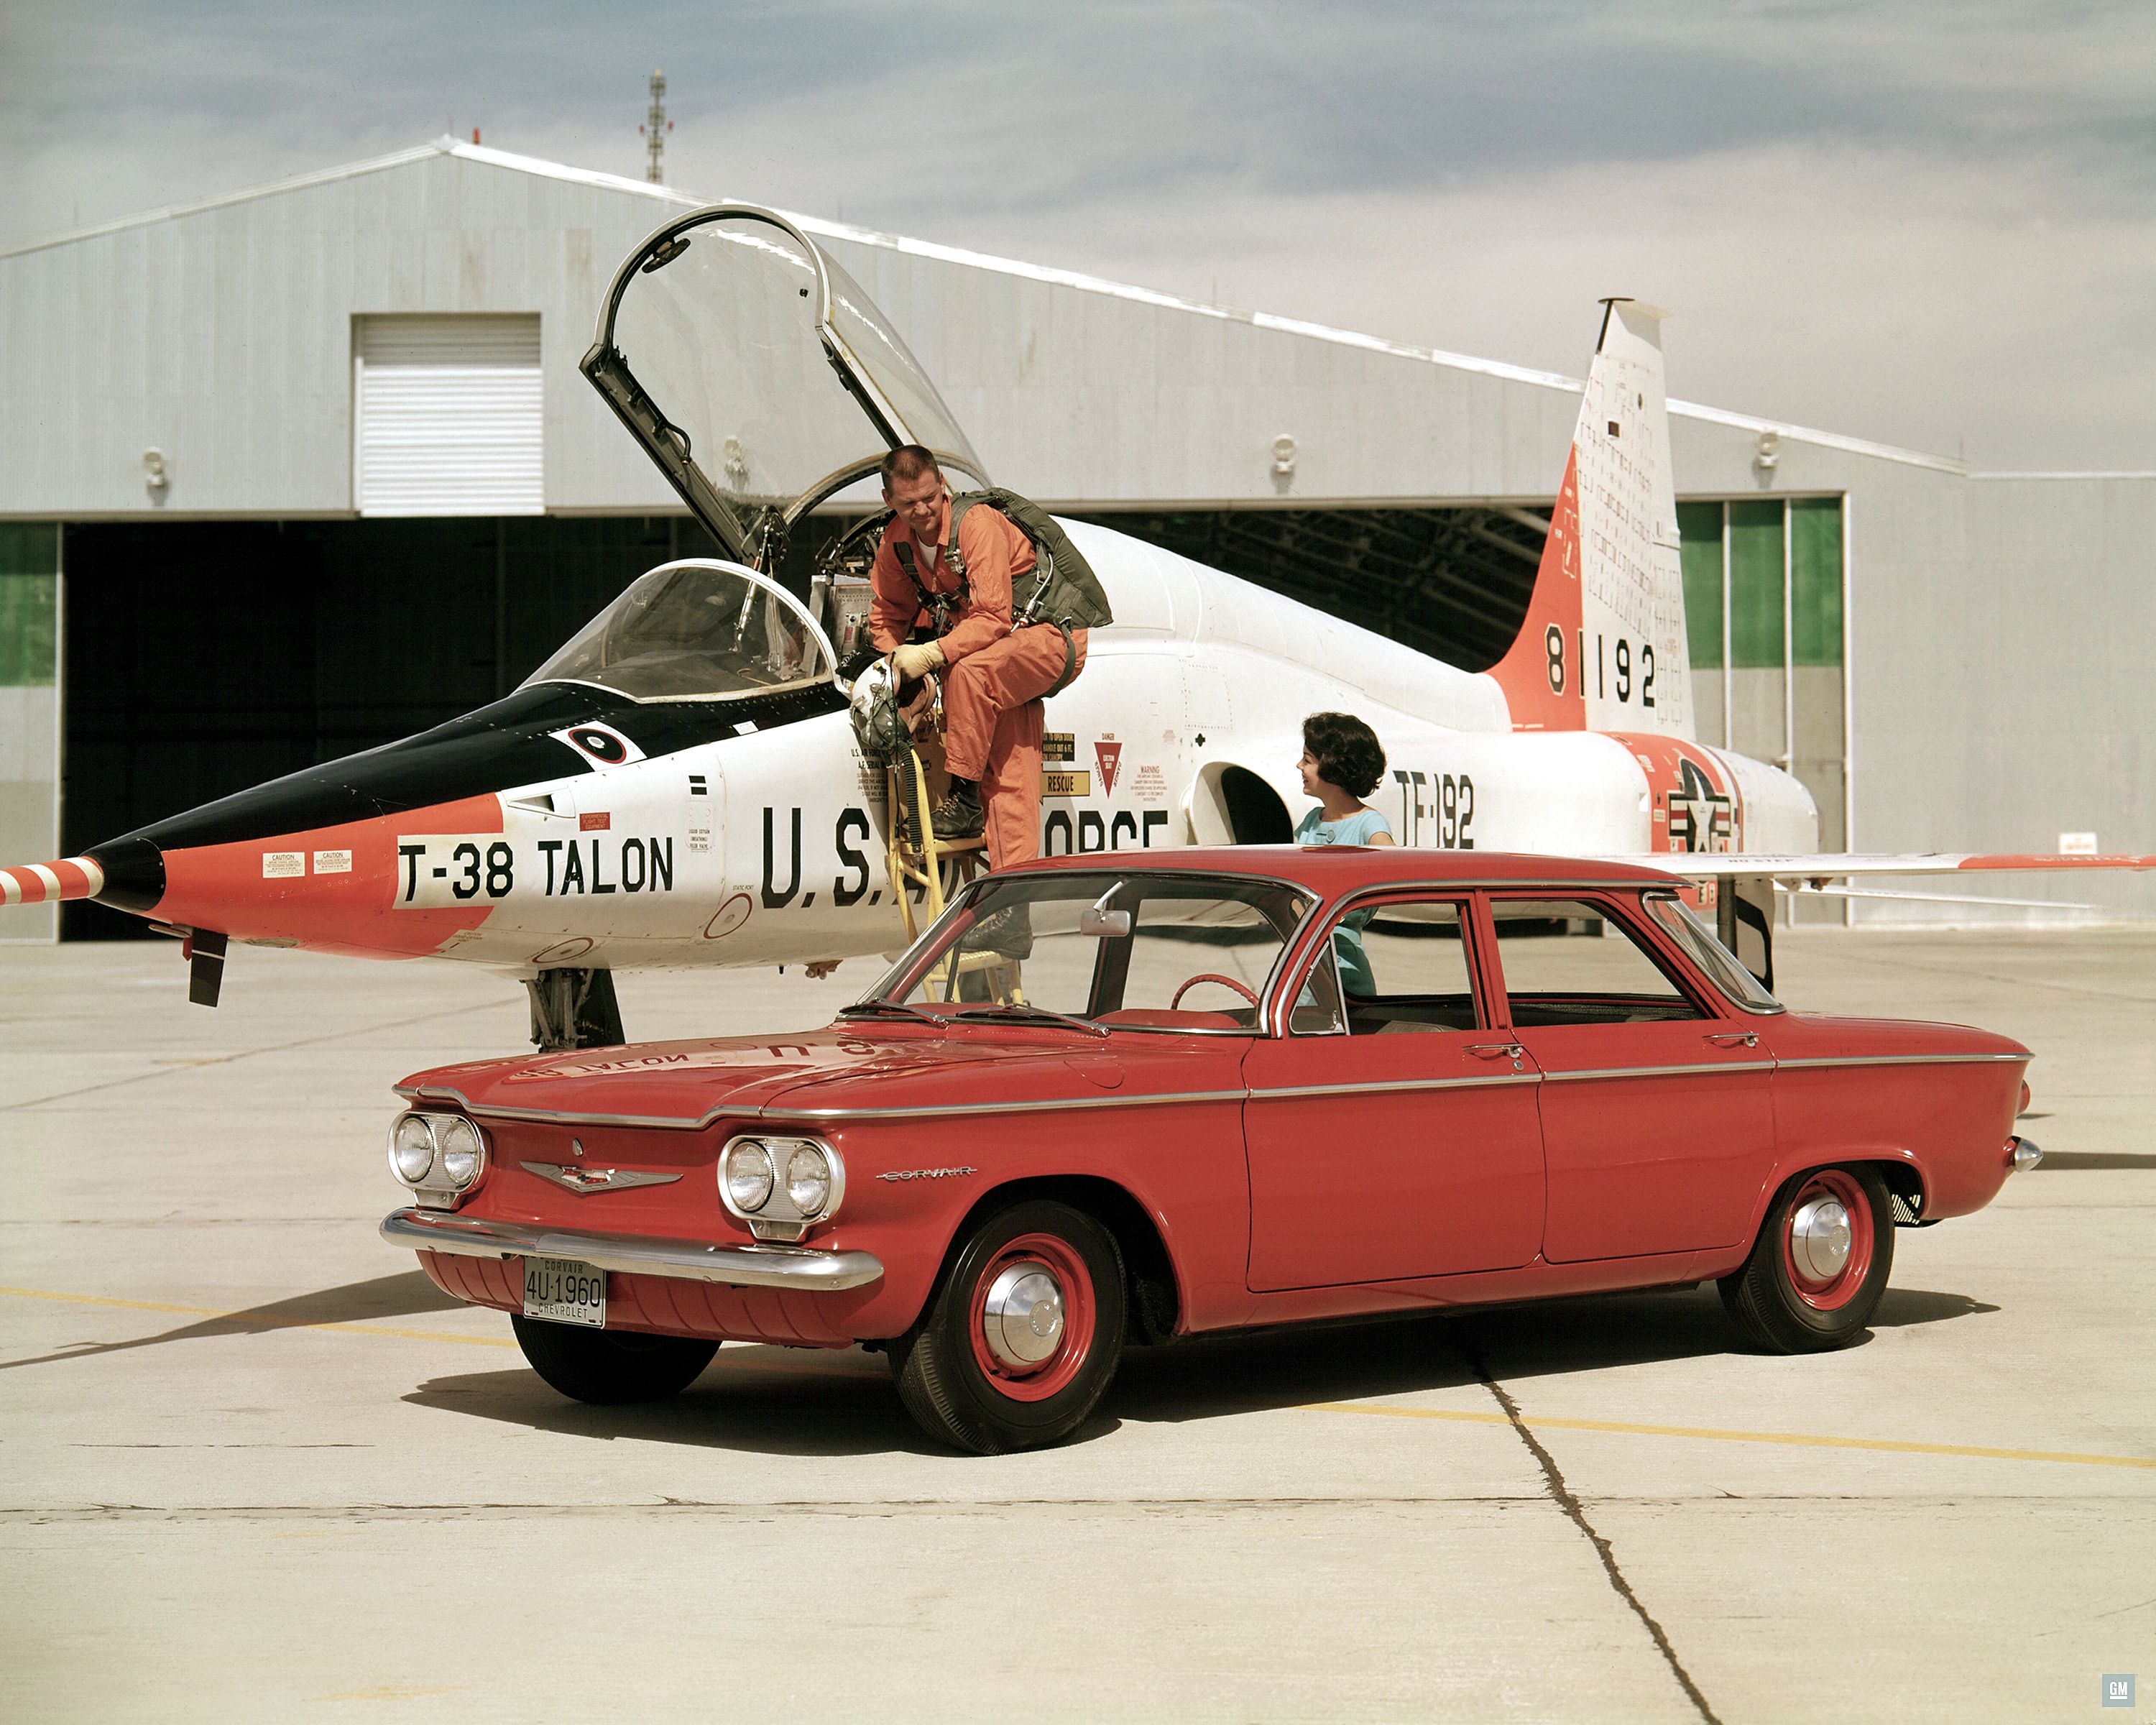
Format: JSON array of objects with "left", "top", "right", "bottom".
[
  {"left": 1750, "top": 1146, "right": 1930, "bottom": 1236},
  {"left": 932, "top": 1174, "right": 1181, "bottom": 1346}
]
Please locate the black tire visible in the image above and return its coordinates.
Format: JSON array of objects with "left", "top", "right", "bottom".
[
  {"left": 510, "top": 1315, "right": 719, "bottom": 1405},
  {"left": 891, "top": 1200, "right": 1125, "bottom": 1455},
  {"left": 1720, "top": 1163, "right": 1895, "bottom": 1353}
]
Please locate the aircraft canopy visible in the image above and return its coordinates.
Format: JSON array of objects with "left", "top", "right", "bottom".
[
  {"left": 528, "top": 561, "right": 834, "bottom": 703},
  {"left": 583, "top": 207, "right": 987, "bottom": 565}
]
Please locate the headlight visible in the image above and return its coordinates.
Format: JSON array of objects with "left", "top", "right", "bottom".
[
  {"left": 725, "top": 1140, "right": 775, "bottom": 1212},
  {"left": 437, "top": 1116, "right": 484, "bottom": 1189},
  {"left": 390, "top": 1114, "right": 438, "bottom": 1185},
  {"left": 786, "top": 1144, "right": 833, "bottom": 1216}
]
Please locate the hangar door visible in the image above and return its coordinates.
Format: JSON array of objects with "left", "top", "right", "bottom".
[
  {"left": 1679, "top": 497, "right": 1846, "bottom": 919},
  {"left": 354, "top": 315, "right": 543, "bottom": 517}
]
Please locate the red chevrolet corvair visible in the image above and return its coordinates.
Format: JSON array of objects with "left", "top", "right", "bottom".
[{"left": 382, "top": 849, "right": 2040, "bottom": 1453}]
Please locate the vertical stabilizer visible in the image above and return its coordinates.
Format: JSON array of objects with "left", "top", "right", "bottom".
[{"left": 1490, "top": 300, "right": 1693, "bottom": 740}]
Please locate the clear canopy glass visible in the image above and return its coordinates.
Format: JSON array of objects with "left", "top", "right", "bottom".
[
  {"left": 599, "top": 210, "right": 984, "bottom": 521},
  {"left": 528, "top": 561, "right": 832, "bottom": 703}
]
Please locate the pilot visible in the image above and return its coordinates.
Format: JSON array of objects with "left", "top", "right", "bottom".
[{"left": 870, "top": 445, "right": 1087, "bottom": 868}]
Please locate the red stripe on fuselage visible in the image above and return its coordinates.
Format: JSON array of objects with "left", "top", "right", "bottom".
[{"left": 153, "top": 794, "right": 504, "bottom": 959}]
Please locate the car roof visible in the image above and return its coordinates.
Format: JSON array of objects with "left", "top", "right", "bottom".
[{"left": 1003, "top": 845, "right": 1685, "bottom": 893}]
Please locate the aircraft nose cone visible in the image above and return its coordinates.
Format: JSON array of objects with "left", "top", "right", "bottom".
[{"left": 83, "top": 837, "right": 168, "bottom": 914}]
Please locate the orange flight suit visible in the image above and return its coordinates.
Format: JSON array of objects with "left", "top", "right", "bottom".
[{"left": 870, "top": 502, "right": 1088, "bottom": 868}]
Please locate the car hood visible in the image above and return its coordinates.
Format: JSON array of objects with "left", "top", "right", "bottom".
[{"left": 397, "top": 1021, "right": 1207, "bottom": 1128}]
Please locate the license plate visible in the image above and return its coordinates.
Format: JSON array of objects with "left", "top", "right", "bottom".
[{"left": 522, "top": 1256, "right": 606, "bottom": 1328}]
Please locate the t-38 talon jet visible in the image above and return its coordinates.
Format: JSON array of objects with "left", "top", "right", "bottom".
[{"left": 4, "top": 206, "right": 2147, "bottom": 1043}]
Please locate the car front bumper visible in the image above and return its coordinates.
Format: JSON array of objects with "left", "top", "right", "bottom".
[{"left": 381, "top": 1207, "right": 885, "bottom": 1292}]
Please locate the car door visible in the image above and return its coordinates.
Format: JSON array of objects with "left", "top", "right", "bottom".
[
  {"left": 1242, "top": 893, "right": 1546, "bottom": 1290},
  {"left": 1483, "top": 891, "right": 1777, "bottom": 1263}
]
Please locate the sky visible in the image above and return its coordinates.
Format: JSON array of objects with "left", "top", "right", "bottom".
[{"left": 4, "top": 1, "right": 2151, "bottom": 471}]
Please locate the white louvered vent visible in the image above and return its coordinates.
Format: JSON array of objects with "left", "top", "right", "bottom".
[{"left": 354, "top": 316, "right": 543, "bottom": 516}]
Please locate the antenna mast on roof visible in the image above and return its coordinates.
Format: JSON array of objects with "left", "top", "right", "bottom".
[{"left": 640, "top": 70, "right": 672, "bottom": 184}]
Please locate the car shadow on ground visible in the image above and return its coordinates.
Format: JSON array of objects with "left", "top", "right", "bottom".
[
  {"left": 404, "top": 1349, "right": 969, "bottom": 1458},
  {"left": 401, "top": 1280, "right": 1996, "bottom": 1455},
  {"left": 2030, "top": 1153, "right": 2156, "bottom": 1170},
  {"left": 0, "top": 1270, "right": 461, "bottom": 1373}
]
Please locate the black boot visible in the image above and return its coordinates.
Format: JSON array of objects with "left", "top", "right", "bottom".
[
  {"left": 969, "top": 903, "right": 1033, "bottom": 960},
  {"left": 931, "top": 778, "right": 985, "bottom": 841}
]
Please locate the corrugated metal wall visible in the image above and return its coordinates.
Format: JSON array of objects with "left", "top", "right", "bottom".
[{"left": 354, "top": 315, "right": 543, "bottom": 515}]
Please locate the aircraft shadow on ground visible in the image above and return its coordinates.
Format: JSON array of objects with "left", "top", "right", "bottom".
[
  {"left": 400, "top": 1281, "right": 1995, "bottom": 1454},
  {"left": 0, "top": 1269, "right": 461, "bottom": 1374}
]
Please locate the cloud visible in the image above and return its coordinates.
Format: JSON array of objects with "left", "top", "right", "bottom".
[{"left": 3, "top": 1, "right": 2150, "bottom": 469}]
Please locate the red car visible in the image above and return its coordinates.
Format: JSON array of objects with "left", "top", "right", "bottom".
[{"left": 382, "top": 849, "right": 2040, "bottom": 1453}]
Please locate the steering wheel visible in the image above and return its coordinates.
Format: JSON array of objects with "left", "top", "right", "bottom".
[{"left": 1171, "top": 973, "right": 1260, "bottom": 1010}]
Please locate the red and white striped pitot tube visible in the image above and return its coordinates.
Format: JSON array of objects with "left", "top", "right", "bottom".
[{"left": 0, "top": 857, "right": 106, "bottom": 906}]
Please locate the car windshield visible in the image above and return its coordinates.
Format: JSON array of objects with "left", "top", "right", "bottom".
[
  {"left": 1645, "top": 892, "right": 1784, "bottom": 1012},
  {"left": 527, "top": 561, "right": 832, "bottom": 702},
  {"left": 858, "top": 871, "right": 1314, "bottom": 1032}
]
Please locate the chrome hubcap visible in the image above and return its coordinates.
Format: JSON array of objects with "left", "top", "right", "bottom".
[
  {"left": 981, "top": 1260, "right": 1065, "bottom": 1370},
  {"left": 1789, "top": 1197, "right": 1852, "bottom": 1282}
]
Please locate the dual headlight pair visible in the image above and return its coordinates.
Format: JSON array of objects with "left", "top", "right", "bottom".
[
  {"left": 388, "top": 1111, "right": 487, "bottom": 1206},
  {"left": 720, "top": 1136, "right": 844, "bottom": 1242}
]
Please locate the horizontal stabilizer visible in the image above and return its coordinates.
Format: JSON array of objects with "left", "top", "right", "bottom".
[
  {"left": 0, "top": 858, "right": 106, "bottom": 906},
  {"left": 1595, "top": 851, "right": 2155, "bottom": 885}
]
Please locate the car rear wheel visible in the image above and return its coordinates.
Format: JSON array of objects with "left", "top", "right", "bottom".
[
  {"left": 510, "top": 1315, "right": 719, "bottom": 1404},
  {"left": 1720, "top": 1164, "right": 1894, "bottom": 1353},
  {"left": 891, "top": 1200, "right": 1125, "bottom": 1454}
]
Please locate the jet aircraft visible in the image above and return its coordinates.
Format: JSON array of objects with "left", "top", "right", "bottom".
[{"left": 3, "top": 205, "right": 2146, "bottom": 1044}]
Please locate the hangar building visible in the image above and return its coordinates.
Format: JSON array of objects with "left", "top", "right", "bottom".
[{"left": 2, "top": 139, "right": 2149, "bottom": 939}]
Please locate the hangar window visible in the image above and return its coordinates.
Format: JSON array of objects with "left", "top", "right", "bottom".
[{"left": 354, "top": 315, "right": 543, "bottom": 517}]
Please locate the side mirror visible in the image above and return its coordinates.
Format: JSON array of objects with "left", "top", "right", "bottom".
[{"left": 1079, "top": 908, "right": 1131, "bottom": 938}]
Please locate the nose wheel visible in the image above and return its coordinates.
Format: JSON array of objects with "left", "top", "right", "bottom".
[{"left": 525, "top": 967, "right": 626, "bottom": 1051}]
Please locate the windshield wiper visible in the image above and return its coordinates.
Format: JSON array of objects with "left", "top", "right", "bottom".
[
  {"left": 837, "top": 1000, "right": 950, "bottom": 1026},
  {"left": 951, "top": 1003, "right": 1108, "bottom": 1039}
]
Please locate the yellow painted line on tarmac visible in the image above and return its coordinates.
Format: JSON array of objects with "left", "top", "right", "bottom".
[
  {"left": 1305, "top": 1400, "right": 2156, "bottom": 1473},
  {"left": 0, "top": 1283, "right": 516, "bottom": 1348}
]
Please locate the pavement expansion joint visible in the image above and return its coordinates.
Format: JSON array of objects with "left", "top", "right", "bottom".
[{"left": 1462, "top": 1333, "right": 1724, "bottom": 1725}]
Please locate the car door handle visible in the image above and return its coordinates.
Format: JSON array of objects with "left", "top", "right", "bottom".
[
  {"left": 1704, "top": 1032, "right": 1759, "bottom": 1049},
  {"left": 1465, "top": 1042, "right": 1526, "bottom": 1060}
]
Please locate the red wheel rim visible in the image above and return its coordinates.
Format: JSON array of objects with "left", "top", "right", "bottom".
[
  {"left": 1780, "top": 1169, "right": 1874, "bottom": 1312},
  {"left": 967, "top": 1231, "right": 1095, "bottom": 1403}
]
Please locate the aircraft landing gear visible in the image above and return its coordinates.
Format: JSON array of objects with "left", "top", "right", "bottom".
[{"left": 526, "top": 967, "right": 626, "bottom": 1052}]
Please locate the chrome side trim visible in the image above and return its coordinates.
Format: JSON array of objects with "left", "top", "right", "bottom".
[
  {"left": 1541, "top": 1060, "right": 1778, "bottom": 1082},
  {"left": 1775, "top": 1053, "right": 2030, "bottom": 1071},
  {"left": 398, "top": 1082, "right": 1249, "bottom": 1131},
  {"left": 381, "top": 1208, "right": 885, "bottom": 1291},
  {"left": 1247, "top": 1074, "right": 1542, "bottom": 1101}
]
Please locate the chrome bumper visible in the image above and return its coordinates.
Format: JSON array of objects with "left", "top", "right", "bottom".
[{"left": 381, "top": 1208, "right": 885, "bottom": 1292}]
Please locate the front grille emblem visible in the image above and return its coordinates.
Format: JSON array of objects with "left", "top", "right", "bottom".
[{"left": 521, "top": 1160, "right": 683, "bottom": 1196}]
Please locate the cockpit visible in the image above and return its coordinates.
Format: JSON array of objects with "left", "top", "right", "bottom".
[{"left": 527, "top": 561, "right": 833, "bottom": 704}]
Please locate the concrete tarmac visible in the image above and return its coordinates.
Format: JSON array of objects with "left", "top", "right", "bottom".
[{"left": 1, "top": 929, "right": 2152, "bottom": 1724}]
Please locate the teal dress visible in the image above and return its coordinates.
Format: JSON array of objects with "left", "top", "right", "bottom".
[{"left": 1294, "top": 806, "right": 1393, "bottom": 996}]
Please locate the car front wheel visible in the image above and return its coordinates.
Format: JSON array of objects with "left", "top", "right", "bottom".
[
  {"left": 510, "top": 1315, "right": 719, "bottom": 1404},
  {"left": 892, "top": 1200, "right": 1125, "bottom": 1454},
  {"left": 1720, "top": 1164, "right": 1894, "bottom": 1353}
]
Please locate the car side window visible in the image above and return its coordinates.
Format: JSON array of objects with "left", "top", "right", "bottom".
[
  {"left": 1330, "top": 898, "right": 1482, "bottom": 1035},
  {"left": 1488, "top": 897, "right": 1705, "bottom": 1026}
]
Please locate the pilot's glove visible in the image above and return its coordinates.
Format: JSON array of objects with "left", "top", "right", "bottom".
[{"left": 891, "top": 641, "right": 945, "bottom": 681}]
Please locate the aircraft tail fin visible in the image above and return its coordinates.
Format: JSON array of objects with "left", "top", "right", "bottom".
[
  {"left": 1489, "top": 300, "right": 1694, "bottom": 739},
  {"left": 0, "top": 857, "right": 106, "bottom": 907}
]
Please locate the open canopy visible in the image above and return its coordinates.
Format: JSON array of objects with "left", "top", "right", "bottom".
[{"left": 581, "top": 206, "right": 987, "bottom": 564}]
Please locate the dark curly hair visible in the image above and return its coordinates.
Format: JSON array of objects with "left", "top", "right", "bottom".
[{"left": 1303, "top": 712, "right": 1386, "bottom": 799}]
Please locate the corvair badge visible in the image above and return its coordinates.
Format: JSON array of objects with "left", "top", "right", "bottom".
[
  {"left": 521, "top": 1161, "right": 684, "bottom": 1195},
  {"left": 877, "top": 1166, "right": 979, "bottom": 1183}
]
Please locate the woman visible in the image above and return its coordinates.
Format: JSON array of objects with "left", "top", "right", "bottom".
[{"left": 1293, "top": 712, "right": 1393, "bottom": 997}]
